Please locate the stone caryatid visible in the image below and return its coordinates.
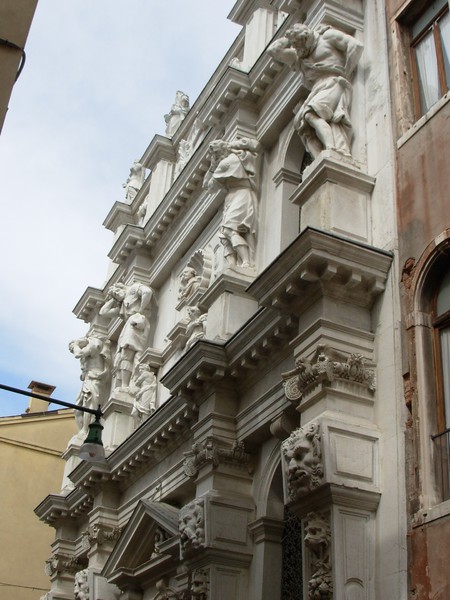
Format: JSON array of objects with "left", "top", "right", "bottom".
[
  {"left": 99, "top": 282, "right": 154, "bottom": 392},
  {"left": 185, "top": 306, "right": 207, "bottom": 350},
  {"left": 123, "top": 159, "right": 145, "bottom": 203},
  {"left": 179, "top": 499, "right": 205, "bottom": 557},
  {"left": 69, "top": 335, "right": 111, "bottom": 437},
  {"left": 130, "top": 363, "right": 157, "bottom": 428},
  {"left": 164, "top": 90, "right": 190, "bottom": 137},
  {"left": 267, "top": 23, "right": 363, "bottom": 159},
  {"left": 304, "top": 512, "right": 333, "bottom": 600},
  {"left": 281, "top": 422, "right": 323, "bottom": 501},
  {"left": 204, "top": 136, "right": 262, "bottom": 270}
]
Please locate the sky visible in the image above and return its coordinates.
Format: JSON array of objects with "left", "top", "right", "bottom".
[{"left": 0, "top": 1, "right": 239, "bottom": 416}]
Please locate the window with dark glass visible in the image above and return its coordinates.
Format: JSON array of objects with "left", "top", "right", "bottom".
[
  {"left": 432, "top": 267, "right": 450, "bottom": 500},
  {"left": 410, "top": 0, "right": 450, "bottom": 117}
]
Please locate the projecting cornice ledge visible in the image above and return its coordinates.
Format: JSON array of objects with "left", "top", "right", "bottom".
[
  {"left": 247, "top": 228, "right": 393, "bottom": 312},
  {"left": 108, "top": 224, "right": 146, "bottom": 264},
  {"left": 161, "top": 341, "right": 229, "bottom": 397}
]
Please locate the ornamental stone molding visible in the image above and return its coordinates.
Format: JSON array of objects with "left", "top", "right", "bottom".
[
  {"left": 304, "top": 511, "right": 333, "bottom": 600},
  {"left": 44, "top": 554, "right": 85, "bottom": 577},
  {"left": 179, "top": 499, "right": 205, "bottom": 557},
  {"left": 183, "top": 438, "right": 251, "bottom": 478},
  {"left": 81, "top": 524, "right": 122, "bottom": 550},
  {"left": 282, "top": 422, "right": 323, "bottom": 502},
  {"left": 282, "top": 344, "right": 375, "bottom": 404}
]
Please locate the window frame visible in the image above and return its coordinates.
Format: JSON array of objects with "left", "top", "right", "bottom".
[{"left": 410, "top": 3, "right": 450, "bottom": 118}]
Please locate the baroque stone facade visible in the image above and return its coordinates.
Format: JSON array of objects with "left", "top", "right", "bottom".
[{"left": 35, "top": 0, "right": 427, "bottom": 598}]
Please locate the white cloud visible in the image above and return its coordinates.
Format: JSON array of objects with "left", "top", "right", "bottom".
[{"left": 0, "top": 1, "right": 239, "bottom": 415}]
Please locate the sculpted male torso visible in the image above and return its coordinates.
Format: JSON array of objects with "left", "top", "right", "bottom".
[{"left": 268, "top": 24, "right": 363, "bottom": 158}]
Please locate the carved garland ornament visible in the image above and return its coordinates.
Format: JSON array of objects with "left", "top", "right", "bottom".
[
  {"left": 281, "top": 422, "right": 323, "bottom": 502},
  {"left": 282, "top": 344, "right": 376, "bottom": 403}
]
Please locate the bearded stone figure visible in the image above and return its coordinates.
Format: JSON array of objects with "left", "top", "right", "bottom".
[
  {"left": 282, "top": 422, "right": 323, "bottom": 501},
  {"left": 268, "top": 23, "right": 363, "bottom": 159}
]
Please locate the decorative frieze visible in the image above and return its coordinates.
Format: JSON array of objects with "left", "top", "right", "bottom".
[
  {"left": 282, "top": 344, "right": 375, "bottom": 403},
  {"left": 183, "top": 438, "right": 251, "bottom": 478},
  {"left": 282, "top": 422, "right": 323, "bottom": 502}
]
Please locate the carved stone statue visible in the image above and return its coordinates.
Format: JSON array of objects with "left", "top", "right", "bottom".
[
  {"left": 304, "top": 512, "right": 333, "bottom": 599},
  {"left": 137, "top": 200, "right": 147, "bottom": 226},
  {"left": 165, "top": 91, "right": 190, "bottom": 137},
  {"left": 178, "top": 267, "right": 202, "bottom": 301},
  {"left": 282, "top": 422, "right": 323, "bottom": 501},
  {"left": 99, "top": 282, "right": 154, "bottom": 392},
  {"left": 69, "top": 335, "right": 111, "bottom": 437},
  {"left": 123, "top": 159, "right": 145, "bottom": 203},
  {"left": 130, "top": 364, "right": 157, "bottom": 427},
  {"left": 174, "top": 118, "right": 208, "bottom": 177},
  {"left": 204, "top": 136, "right": 261, "bottom": 270},
  {"left": 267, "top": 23, "right": 363, "bottom": 159},
  {"left": 74, "top": 569, "right": 89, "bottom": 600},
  {"left": 179, "top": 499, "right": 205, "bottom": 556},
  {"left": 185, "top": 306, "right": 207, "bottom": 350}
]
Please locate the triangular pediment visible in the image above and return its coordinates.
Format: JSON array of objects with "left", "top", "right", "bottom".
[{"left": 102, "top": 499, "right": 179, "bottom": 586}]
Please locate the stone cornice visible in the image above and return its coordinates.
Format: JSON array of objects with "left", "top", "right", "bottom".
[
  {"left": 290, "top": 155, "right": 375, "bottom": 206},
  {"left": 72, "top": 286, "right": 104, "bottom": 323},
  {"left": 107, "top": 224, "right": 146, "bottom": 264},
  {"left": 288, "top": 482, "right": 381, "bottom": 518},
  {"left": 201, "top": 67, "right": 251, "bottom": 127},
  {"left": 141, "top": 135, "right": 176, "bottom": 170},
  {"left": 106, "top": 396, "right": 198, "bottom": 482},
  {"left": 247, "top": 228, "right": 393, "bottom": 312},
  {"left": 102, "top": 201, "right": 134, "bottom": 233},
  {"left": 161, "top": 341, "right": 229, "bottom": 396},
  {"left": 35, "top": 487, "right": 96, "bottom": 525}
]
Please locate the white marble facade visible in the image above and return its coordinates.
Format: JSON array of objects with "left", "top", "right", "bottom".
[{"left": 37, "top": 1, "right": 407, "bottom": 600}]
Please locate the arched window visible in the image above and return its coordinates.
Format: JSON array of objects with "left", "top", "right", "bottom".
[{"left": 432, "top": 267, "right": 450, "bottom": 499}]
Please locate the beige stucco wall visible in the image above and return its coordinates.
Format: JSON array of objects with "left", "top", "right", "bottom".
[
  {"left": 0, "top": 410, "right": 76, "bottom": 600},
  {"left": 0, "top": 0, "right": 39, "bottom": 133}
]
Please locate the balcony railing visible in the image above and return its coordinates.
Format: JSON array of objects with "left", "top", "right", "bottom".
[{"left": 432, "top": 427, "right": 450, "bottom": 501}]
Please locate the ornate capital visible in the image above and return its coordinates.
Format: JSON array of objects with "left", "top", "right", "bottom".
[
  {"left": 81, "top": 524, "right": 122, "bottom": 550},
  {"left": 283, "top": 344, "right": 375, "bottom": 403},
  {"left": 183, "top": 438, "right": 251, "bottom": 478},
  {"left": 44, "top": 554, "right": 85, "bottom": 576}
]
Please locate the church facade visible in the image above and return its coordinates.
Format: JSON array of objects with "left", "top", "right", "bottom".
[{"left": 36, "top": 1, "right": 450, "bottom": 599}]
